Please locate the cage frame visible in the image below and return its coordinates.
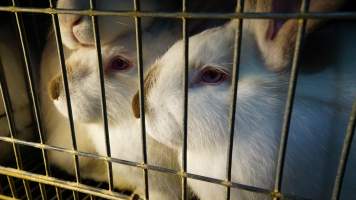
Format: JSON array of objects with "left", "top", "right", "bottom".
[{"left": 0, "top": 0, "right": 355, "bottom": 200}]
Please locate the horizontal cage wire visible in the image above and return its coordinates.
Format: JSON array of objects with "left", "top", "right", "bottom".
[
  {"left": 0, "top": 6, "right": 356, "bottom": 19},
  {"left": 0, "top": 0, "right": 355, "bottom": 200}
]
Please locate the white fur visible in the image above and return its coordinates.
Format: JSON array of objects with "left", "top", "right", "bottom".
[
  {"left": 41, "top": 1, "right": 183, "bottom": 197},
  {"left": 40, "top": 0, "right": 176, "bottom": 181},
  {"left": 0, "top": 23, "right": 33, "bottom": 162},
  {"left": 40, "top": 34, "right": 106, "bottom": 180},
  {"left": 44, "top": 19, "right": 182, "bottom": 199},
  {"left": 140, "top": 20, "right": 356, "bottom": 200}
]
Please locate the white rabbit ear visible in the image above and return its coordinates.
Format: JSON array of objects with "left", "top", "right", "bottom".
[{"left": 244, "top": 0, "right": 345, "bottom": 71}]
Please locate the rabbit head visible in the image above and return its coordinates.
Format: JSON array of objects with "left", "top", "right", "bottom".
[
  {"left": 132, "top": 14, "right": 356, "bottom": 198},
  {"left": 244, "top": 0, "right": 345, "bottom": 71},
  {"left": 132, "top": 22, "right": 286, "bottom": 150},
  {"left": 57, "top": 0, "right": 158, "bottom": 49},
  {"left": 48, "top": 38, "right": 138, "bottom": 125}
]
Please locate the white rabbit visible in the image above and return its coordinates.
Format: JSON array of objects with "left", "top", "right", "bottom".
[
  {"left": 132, "top": 16, "right": 356, "bottom": 200},
  {"left": 0, "top": 22, "right": 33, "bottom": 163},
  {"left": 40, "top": 0, "right": 176, "bottom": 180},
  {"left": 45, "top": 20, "right": 183, "bottom": 199}
]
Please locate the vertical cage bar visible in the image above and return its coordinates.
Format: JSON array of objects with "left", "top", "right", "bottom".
[
  {"left": 0, "top": 48, "right": 32, "bottom": 200},
  {"left": 331, "top": 100, "right": 356, "bottom": 200},
  {"left": 26, "top": 0, "right": 43, "bottom": 57},
  {"left": 181, "top": 0, "right": 189, "bottom": 199},
  {"left": 88, "top": 0, "right": 114, "bottom": 191},
  {"left": 273, "top": 0, "right": 309, "bottom": 199},
  {"left": 22, "top": 179, "right": 32, "bottom": 200},
  {"left": 55, "top": 187, "right": 62, "bottom": 200},
  {"left": 11, "top": 0, "right": 51, "bottom": 178},
  {"left": 133, "top": 0, "right": 149, "bottom": 199},
  {"left": 226, "top": 1, "right": 244, "bottom": 200},
  {"left": 6, "top": 176, "right": 17, "bottom": 198},
  {"left": 73, "top": 190, "right": 79, "bottom": 200},
  {"left": 48, "top": 0, "right": 81, "bottom": 183},
  {"left": 39, "top": 183, "right": 47, "bottom": 200}
]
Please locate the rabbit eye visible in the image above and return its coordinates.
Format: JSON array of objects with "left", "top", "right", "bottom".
[
  {"left": 200, "top": 67, "right": 228, "bottom": 84},
  {"left": 107, "top": 56, "right": 132, "bottom": 72}
]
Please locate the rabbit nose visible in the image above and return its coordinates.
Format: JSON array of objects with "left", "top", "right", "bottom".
[
  {"left": 49, "top": 76, "right": 62, "bottom": 100},
  {"left": 132, "top": 92, "right": 140, "bottom": 118}
]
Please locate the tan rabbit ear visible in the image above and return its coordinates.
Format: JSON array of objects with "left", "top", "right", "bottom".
[{"left": 244, "top": 0, "right": 345, "bottom": 71}]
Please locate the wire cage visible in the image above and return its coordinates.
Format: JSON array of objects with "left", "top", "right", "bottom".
[{"left": 0, "top": 0, "right": 355, "bottom": 200}]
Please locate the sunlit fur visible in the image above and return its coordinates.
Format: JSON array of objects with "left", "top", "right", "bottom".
[
  {"left": 0, "top": 24, "right": 33, "bottom": 162},
  {"left": 42, "top": 1, "right": 184, "bottom": 198},
  {"left": 40, "top": 35, "right": 103, "bottom": 180},
  {"left": 41, "top": 0, "right": 166, "bottom": 176},
  {"left": 41, "top": 0, "right": 180, "bottom": 191},
  {"left": 43, "top": 22, "right": 182, "bottom": 198},
  {"left": 141, "top": 20, "right": 356, "bottom": 200}
]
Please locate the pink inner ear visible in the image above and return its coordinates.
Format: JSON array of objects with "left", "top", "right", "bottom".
[{"left": 266, "top": 0, "right": 300, "bottom": 40}]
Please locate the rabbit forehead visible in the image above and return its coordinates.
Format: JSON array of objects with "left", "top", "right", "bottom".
[
  {"left": 157, "top": 24, "right": 235, "bottom": 75},
  {"left": 66, "top": 44, "right": 131, "bottom": 68},
  {"left": 149, "top": 24, "right": 238, "bottom": 97},
  {"left": 155, "top": 23, "right": 264, "bottom": 84},
  {"left": 67, "top": 48, "right": 98, "bottom": 69},
  {"left": 146, "top": 22, "right": 274, "bottom": 99}
]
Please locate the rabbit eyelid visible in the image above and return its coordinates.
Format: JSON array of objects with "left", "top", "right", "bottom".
[
  {"left": 200, "top": 64, "right": 229, "bottom": 74},
  {"left": 191, "top": 64, "right": 230, "bottom": 86}
]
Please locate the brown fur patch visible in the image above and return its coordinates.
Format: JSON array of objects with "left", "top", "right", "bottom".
[
  {"left": 132, "top": 92, "right": 140, "bottom": 118},
  {"left": 144, "top": 63, "right": 160, "bottom": 98},
  {"left": 132, "top": 63, "right": 161, "bottom": 118},
  {"left": 48, "top": 75, "right": 62, "bottom": 100}
]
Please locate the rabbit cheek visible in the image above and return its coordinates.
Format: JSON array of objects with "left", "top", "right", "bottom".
[
  {"left": 73, "top": 101, "right": 101, "bottom": 123},
  {"left": 144, "top": 88, "right": 183, "bottom": 148},
  {"left": 146, "top": 110, "right": 183, "bottom": 149}
]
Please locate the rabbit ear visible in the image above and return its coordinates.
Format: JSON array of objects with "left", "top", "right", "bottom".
[{"left": 244, "top": 0, "right": 344, "bottom": 71}]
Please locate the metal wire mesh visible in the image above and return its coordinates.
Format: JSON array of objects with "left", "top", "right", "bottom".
[{"left": 0, "top": 1, "right": 355, "bottom": 200}]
